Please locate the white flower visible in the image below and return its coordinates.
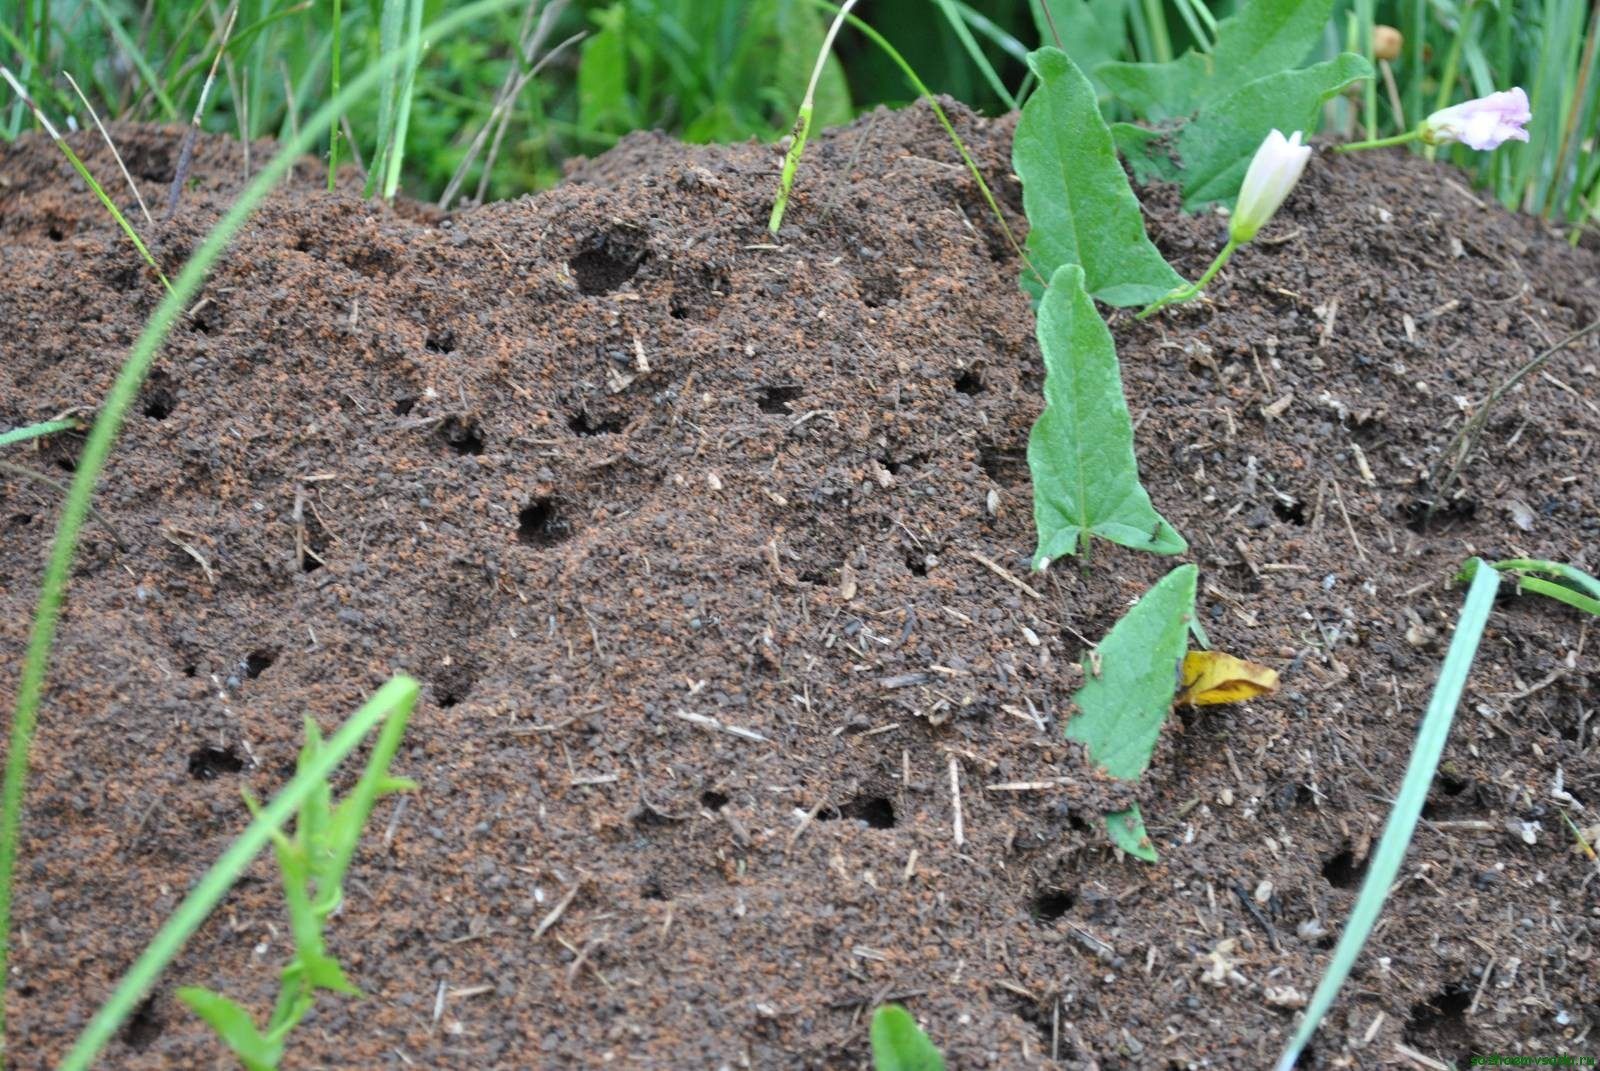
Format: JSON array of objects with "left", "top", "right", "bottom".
[
  {"left": 1229, "top": 130, "right": 1312, "bottom": 245},
  {"left": 1420, "top": 88, "right": 1531, "bottom": 150}
]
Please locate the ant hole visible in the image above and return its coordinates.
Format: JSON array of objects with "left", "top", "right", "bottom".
[
  {"left": 1030, "top": 887, "right": 1076, "bottom": 922},
  {"left": 244, "top": 649, "right": 276, "bottom": 679},
  {"left": 517, "top": 497, "right": 570, "bottom": 547},
  {"left": 188, "top": 744, "right": 245, "bottom": 781},
  {"left": 756, "top": 385, "right": 802, "bottom": 414},
  {"left": 820, "top": 794, "right": 895, "bottom": 829},
  {"left": 438, "top": 416, "right": 484, "bottom": 456},
  {"left": 954, "top": 369, "right": 984, "bottom": 395}
]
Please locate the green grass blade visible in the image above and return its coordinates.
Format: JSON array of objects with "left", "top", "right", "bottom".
[
  {"left": 870, "top": 1005, "right": 945, "bottom": 1071},
  {"left": 80, "top": 0, "right": 178, "bottom": 120},
  {"left": 382, "top": 0, "right": 426, "bottom": 200},
  {"left": 0, "top": 419, "right": 78, "bottom": 449},
  {"left": 328, "top": 0, "right": 342, "bottom": 190},
  {"left": 951, "top": 1, "right": 1030, "bottom": 65},
  {"left": 0, "top": 1, "right": 520, "bottom": 1053},
  {"left": 56, "top": 678, "right": 419, "bottom": 1071},
  {"left": 1274, "top": 561, "right": 1499, "bottom": 1070},
  {"left": 932, "top": 0, "right": 1017, "bottom": 109}
]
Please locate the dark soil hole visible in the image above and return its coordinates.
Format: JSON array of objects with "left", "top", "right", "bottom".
[
  {"left": 569, "top": 236, "right": 646, "bottom": 295},
  {"left": 140, "top": 382, "right": 176, "bottom": 420},
  {"left": 1030, "top": 887, "right": 1076, "bottom": 922},
  {"left": 47, "top": 224, "right": 64, "bottom": 242},
  {"left": 1322, "top": 847, "right": 1369, "bottom": 889},
  {"left": 859, "top": 273, "right": 900, "bottom": 308},
  {"left": 438, "top": 415, "right": 484, "bottom": 456},
  {"left": 425, "top": 328, "right": 457, "bottom": 354},
  {"left": 978, "top": 444, "right": 1027, "bottom": 487},
  {"left": 569, "top": 409, "right": 623, "bottom": 436},
  {"left": 1404, "top": 494, "right": 1477, "bottom": 533},
  {"left": 393, "top": 396, "right": 417, "bottom": 415},
  {"left": 1402, "top": 983, "right": 1476, "bottom": 1065},
  {"left": 432, "top": 665, "right": 477, "bottom": 709},
  {"left": 632, "top": 803, "right": 682, "bottom": 829},
  {"left": 187, "top": 744, "right": 245, "bottom": 781},
  {"left": 756, "top": 385, "right": 802, "bottom": 414},
  {"left": 1272, "top": 497, "right": 1307, "bottom": 525},
  {"left": 517, "top": 497, "right": 570, "bottom": 547},
  {"left": 822, "top": 794, "right": 895, "bottom": 829},
  {"left": 700, "top": 789, "right": 730, "bottom": 812},
  {"left": 120, "top": 994, "right": 163, "bottom": 1050},
  {"left": 641, "top": 878, "right": 669, "bottom": 901},
  {"left": 904, "top": 550, "right": 929, "bottom": 577},
  {"left": 300, "top": 512, "right": 329, "bottom": 572},
  {"left": 244, "top": 649, "right": 276, "bottom": 679},
  {"left": 10, "top": 513, "right": 33, "bottom": 528},
  {"left": 882, "top": 451, "right": 929, "bottom": 475},
  {"left": 953, "top": 369, "right": 984, "bottom": 395}
]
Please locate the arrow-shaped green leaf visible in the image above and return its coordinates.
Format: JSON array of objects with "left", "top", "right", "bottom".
[{"left": 1028, "top": 265, "right": 1186, "bottom": 565}]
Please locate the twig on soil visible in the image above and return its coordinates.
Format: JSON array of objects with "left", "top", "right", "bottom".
[
  {"left": 0, "top": 460, "right": 127, "bottom": 549},
  {"left": 962, "top": 548, "right": 1042, "bottom": 600},
  {"left": 948, "top": 756, "right": 965, "bottom": 848},
  {"left": 672, "top": 709, "right": 767, "bottom": 743},
  {"left": 534, "top": 880, "right": 581, "bottom": 939},
  {"left": 1330, "top": 479, "right": 1369, "bottom": 564},
  {"left": 786, "top": 798, "right": 829, "bottom": 851},
  {"left": 1427, "top": 318, "right": 1600, "bottom": 516}
]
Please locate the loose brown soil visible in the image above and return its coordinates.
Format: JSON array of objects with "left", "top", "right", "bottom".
[{"left": 1, "top": 106, "right": 1597, "bottom": 1070}]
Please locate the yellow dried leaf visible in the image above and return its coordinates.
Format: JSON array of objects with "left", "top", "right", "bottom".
[{"left": 1177, "top": 651, "right": 1280, "bottom": 706}]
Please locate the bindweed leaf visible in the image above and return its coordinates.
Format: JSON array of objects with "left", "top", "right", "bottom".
[
  {"left": 1099, "top": 0, "right": 1336, "bottom": 117},
  {"left": 870, "top": 1004, "right": 945, "bottom": 1071},
  {"left": 1013, "top": 48, "right": 1185, "bottom": 307},
  {"left": 178, "top": 988, "right": 283, "bottom": 1071},
  {"left": 1177, "top": 650, "right": 1280, "bottom": 706},
  {"left": 1028, "top": 265, "right": 1186, "bottom": 564},
  {"left": 1105, "top": 804, "right": 1157, "bottom": 862},
  {"left": 1110, "top": 122, "right": 1183, "bottom": 185},
  {"left": 1177, "top": 54, "right": 1373, "bottom": 209},
  {"left": 1068, "top": 563, "right": 1197, "bottom": 781}
]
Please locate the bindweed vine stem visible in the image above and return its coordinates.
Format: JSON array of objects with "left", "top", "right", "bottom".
[
  {"left": 1335, "top": 129, "right": 1422, "bottom": 152},
  {"left": 1135, "top": 239, "right": 1238, "bottom": 319}
]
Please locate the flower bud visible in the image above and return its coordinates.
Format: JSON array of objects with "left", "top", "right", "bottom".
[
  {"left": 1419, "top": 88, "right": 1531, "bottom": 150},
  {"left": 1229, "top": 130, "right": 1312, "bottom": 245},
  {"left": 1372, "top": 25, "right": 1402, "bottom": 62}
]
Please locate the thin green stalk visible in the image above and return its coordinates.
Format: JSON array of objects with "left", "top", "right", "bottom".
[
  {"left": 769, "top": 0, "right": 859, "bottom": 233},
  {"left": 1354, "top": 0, "right": 1377, "bottom": 136},
  {"left": 1170, "top": 0, "right": 1214, "bottom": 53},
  {"left": 1430, "top": 0, "right": 1477, "bottom": 118},
  {"left": 1139, "top": 0, "right": 1172, "bottom": 63},
  {"left": 382, "top": 0, "right": 426, "bottom": 200},
  {"left": 0, "top": 420, "right": 78, "bottom": 449},
  {"left": 1275, "top": 561, "right": 1499, "bottom": 1071},
  {"left": 56, "top": 678, "right": 419, "bottom": 1071},
  {"left": 0, "top": 2, "right": 519, "bottom": 1055},
  {"left": 1136, "top": 239, "right": 1237, "bottom": 319},
  {"left": 0, "top": 67, "right": 172, "bottom": 293},
  {"left": 81, "top": 0, "right": 177, "bottom": 120},
  {"left": 932, "top": 0, "right": 1017, "bottom": 110},
  {"left": 1334, "top": 128, "right": 1421, "bottom": 152},
  {"left": 328, "top": 0, "right": 341, "bottom": 189}
]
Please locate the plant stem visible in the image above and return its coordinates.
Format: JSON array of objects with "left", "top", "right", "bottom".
[
  {"left": 769, "top": 0, "right": 858, "bottom": 233},
  {"left": 1334, "top": 128, "right": 1422, "bottom": 152},
  {"left": 328, "top": 0, "right": 341, "bottom": 190},
  {"left": 0, "top": 419, "right": 78, "bottom": 449},
  {"left": 1135, "top": 239, "right": 1237, "bottom": 319}
]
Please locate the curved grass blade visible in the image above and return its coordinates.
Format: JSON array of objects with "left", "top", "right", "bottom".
[
  {"left": 0, "top": 419, "right": 78, "bottom": 450},
  {"left": 1014, "top": 47, "right": 1184, "bottom": 307},
  {"left": 57, "top": 678, "right": 420, "bottom": 1071},
  {"left": 1029, "top": 265, "right": 1186, "bottom": 565},
  {"left": 1274, "top": 562, "right": 1499, "bottom": 1070},
  {"left": 1460, "top": 557, "right": 1600, "bottom": 616},
  {"left": 932, "top": 0, "right": 1017, "bottom": 110},
  {"left": 0, "top": 1, "right": 521, "bottom": 1051}
]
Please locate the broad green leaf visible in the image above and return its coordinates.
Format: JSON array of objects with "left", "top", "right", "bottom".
[
  {"left": 870, "top": 1005, "right": 946, "bottom": 1071},
  {"left": 1110, "top": 122, "right": 1182, "bottom": 185},
  {"left": 576, "top": 4, "right": 632, "bottom": 137},
  {"left": 776, "top": 1, "right": 852, "bottom": 127},
  {"left": 1106, "top": 804, "right": 1157, "bottom": 862},
  {"left": 1028, "top": 265, "right": 1187, "bottom": 565},
  {"left": 178, "top": 988, "right": 283, "bottom": 1071},
  {"left": 1014, "top": 48, "right": 1185, "bottom": 307},
  {"left": 1066, "top": 563, "right": 1197, "bottom": 780},
  {"left": 1098, "top": 0, "right": 1336, "bottom": 117},
  {"left": 1029, "top": 0, "right": 1130, "bottom": 91},
  {"left": 1177, "top": 54, "right": 1373, "bottom": 208},
  {"left": 1275, "top": 562, "right": 1499, "bottom": 1071}
]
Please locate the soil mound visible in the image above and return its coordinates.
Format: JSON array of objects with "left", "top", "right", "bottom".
[{"left": 1, "top": 107, "right": 1597, "bottom": 1068}]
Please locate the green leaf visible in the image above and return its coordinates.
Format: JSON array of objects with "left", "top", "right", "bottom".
[
  {"left": 1066, "top": 563, "right": 1197, "bottom": 781},
  {"left": 576, "top": 4, "right": 633, "bottom": 137},
  {"left": 1462, "top": 557, "right": 1600, "bottom": 617},
  {"left": 178, "top": 988, "right": 283, "bottom": 1071},
  {"left": 1105, "top": 804, "right": 1158, "bottom": 862},
  {"left": 1029, "top": 0, "right": 1131, "bottom": 90},
  {"left": 1177, "top": 54, "right": 1373, "bottom": 208},
  {"left": 1013, "top": 48, "right": 1185, "bottom": 307},
  {"left": 1110, "top": 122, "right": 1182, "bottom": 185},
  {"left": 870, "top": 1005, "right": 946, "bottom": 1071},
  {"left": 1028, "top": 265, "right": 1187, "bottom": 565},
  {"left": 1275, "top": 562, "right": 1499, "bottom": 1071},
  {"left": 775, "top": 1, "right": 852, "bottom": 127},
  {"left": 1098, "top": 0, "right": 1336, "bottom": 117}
]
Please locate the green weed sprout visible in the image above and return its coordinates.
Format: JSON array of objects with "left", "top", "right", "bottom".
[
  {"left": 870, "top": 1005, "right": 945, "bottom": 1071},
  {"left": 0, "top": 1, "right": 520, "bottom": 1054},
  {"left": 0, "top": 419, "right": 80, "bottom": 450},
  {"left": 57, "top": 678, "right": 420, "bottom": 1071},
  {"left": 1460, "top": 557, "right": 1600, "bottom": 617},
  {"left": 1275, "top": 561, "right": 1499, "bottom": 1070},
  {"left": 0, "top": 66, "right": 172, "bottom": 294},
  {"left": 176, "top": 705, "right": 417, "bottom": 1070},
  {"left": 768, "top": 0, "right": 859, "bottom": 234}
]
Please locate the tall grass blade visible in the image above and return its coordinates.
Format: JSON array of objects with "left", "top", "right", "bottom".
[
  {"left": 1274, "top": 561, "right": 1499, "bottom": 1070},
  {"left": 55, "top": 678, "right": 420, "bottom": 1071},
  {"left": 165, "top": 4, "right": 238, "bottom": 221},
  {"left": 932, "top": 0, "right": 1017, "bottom": 109},
  {"left": 62, "top": 71, "right": 151, "bottom": 225},
  {"left": 80, "top": 0, "right": 178, "bottom": 120},
  {"left": 0, "top": 2, "right": 520, "bottom": 1055},
  {"left": 768, "top": 0, "right": 858, "bottom": 233},
  {"left": 0, "top": 420, "right": 78, "bottom": 450},
  {"left": 382, "top": 0, "right": 427, "bottom": 200},
  {"left": 328, "top": 0, "right": 342, "bottom": 189}
]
